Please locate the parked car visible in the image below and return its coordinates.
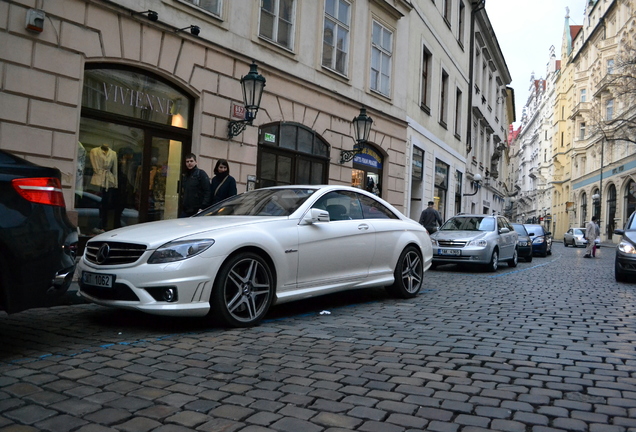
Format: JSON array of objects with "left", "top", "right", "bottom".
[
  {"left": 511, "top": 223, "right": 533, "bottom": 262},
  {"left": 78, "top": 185, "right": 433, "bottom": 327},
  {"left": 524, "top": 224, "right": 552, "bottom": 257},
  {"left": 429, "top": 214, "right": 518, "bottom": 272},
  {"left": 564, "top": 227, "right": 587, "bottom": 247},
  {"left": 614, "top": 211, "right": 636, "bottom": 282},
  {"left": 0, "top": 150, "right": 78, "bottom": 313}
]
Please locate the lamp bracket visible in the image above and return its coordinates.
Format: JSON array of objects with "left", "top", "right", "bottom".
[
  {"left": 228, "top": 120, "right": 249, "bottom": 139},
  {"left": 339, "top": 143, "right": 365, "bottom": 164}
]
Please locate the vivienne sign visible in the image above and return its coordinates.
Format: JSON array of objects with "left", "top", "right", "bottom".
[{"left": 82, "top": 68, "right": 190, "bottom": 129}]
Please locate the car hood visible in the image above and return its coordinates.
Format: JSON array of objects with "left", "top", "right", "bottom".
[
  {"left": 431, "top": 230, "right": 488, "bottom": 241},
  {"left": 89, "top": 216, "right": 289, "bottom": 249}
]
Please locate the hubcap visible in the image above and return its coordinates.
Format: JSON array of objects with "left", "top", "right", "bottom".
[
  {"left": 401, "top": 251, "right": 422, "bottom": 293},
  {"left": 224, "top": 258, "right": 271, "bottom": 323}
]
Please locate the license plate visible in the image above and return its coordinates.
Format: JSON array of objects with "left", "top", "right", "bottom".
[
  {"left": 438, "top": 248, "right": 461, "bottom": 256},
  {"left": 82, "top": 271, "right": 114, "bottom": 288}
]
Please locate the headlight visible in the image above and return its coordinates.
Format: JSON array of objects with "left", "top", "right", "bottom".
[
  {"left": 533, "top": 238, "right": 545, "bottom": 244},
  {"left": 148, "top": 239, "right": 215, "bottom": 264},
  {"left": 431, "top": 239, "right": 438, "bottom": 246},
  {"left": 518, "top": 241, "right": 528, "bottom": 246},
  {"left": 618, "top": 240, "right": 636, "bottom": 254},
  {"left": 467, "top": 239, "right": 488, "bottom": 247}
]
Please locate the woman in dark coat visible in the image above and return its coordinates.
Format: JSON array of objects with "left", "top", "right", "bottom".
[{"left": 209, "top": 159, "right": 237, "bottom": 205}]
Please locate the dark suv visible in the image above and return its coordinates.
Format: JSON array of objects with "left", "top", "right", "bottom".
[{"left": 0, "top": 150, "right": 78, "bottom": 313}]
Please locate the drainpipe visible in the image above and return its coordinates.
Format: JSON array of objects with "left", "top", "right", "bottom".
[{"left": 466, "top": 0, "right": 486, "bottom": 155}]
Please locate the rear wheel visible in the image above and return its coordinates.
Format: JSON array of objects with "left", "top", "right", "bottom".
[
  {"left": 564, "top": 238, "right": 568, "bottom": 247},
  {"left": 209, "top": 252, "right": 274, "bottom": 328},
  {"left": 386, "top": 246, "right": 423, "bottom": 298},
  {"left": 485, "top": 249, "right": 499, "bottom": 272},
  {"left": 508, "top": 248, "right": 518, "bottom": 267}
]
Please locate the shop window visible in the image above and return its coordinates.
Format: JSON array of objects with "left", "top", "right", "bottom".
[
  {"left": 77, "top": 66, "right": 192, "bottom": 237},
  {"left": 258, "top": 123, "right": 329, "bottom": 187},
  {"left": 434, "top": 159, "right": 449, "bottom": 220},
  {"left": 351, "top": 144, "right": 383, "bottom": 197}
]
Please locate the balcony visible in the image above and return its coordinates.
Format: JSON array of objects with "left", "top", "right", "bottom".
[{"left": 570, "top": 101, "right": 590, "bottom": 119}]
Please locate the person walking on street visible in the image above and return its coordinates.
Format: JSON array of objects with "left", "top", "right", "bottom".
[
  {"left": 209, "top": 159, "right": 237, "bottom": 206},
  {"left": 419, "top": 201, "right": 443, "bottom": 233},
  {"left": 179, "top": 153, "right": 211, "bottom": 218},
  {"left": 584, "top": 215, "right": 600, "bottom": 258}
]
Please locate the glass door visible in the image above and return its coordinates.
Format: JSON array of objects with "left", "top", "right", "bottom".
[{"left": 147, "top": 136, "right": 183, "bottom": 221}]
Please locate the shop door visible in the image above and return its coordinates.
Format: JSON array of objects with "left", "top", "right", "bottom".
[{"left": 145, "top": 136, "right": 183, "bottom": 221}]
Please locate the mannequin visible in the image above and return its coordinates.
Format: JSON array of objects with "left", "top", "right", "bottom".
[{"left": 89, "top": 144, "right": 118, "bottom": 232}]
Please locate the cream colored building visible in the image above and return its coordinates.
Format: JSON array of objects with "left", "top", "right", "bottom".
[
  {"left": 568, "top": 0, "right": 636, "bottom": 243},
  {"left": 404, "top": 0, "right": 513, "bottom": 223},
  {"left": 0, "top": 0, "right": 413, "bottom": 238}
]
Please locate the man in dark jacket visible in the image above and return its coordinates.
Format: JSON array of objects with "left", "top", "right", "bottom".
[
  {"left": 419, "top": 201, "right": 443, "bottom": 233},
  {"left": 179, "top": 153, "right": 211, "bottom": 217}
]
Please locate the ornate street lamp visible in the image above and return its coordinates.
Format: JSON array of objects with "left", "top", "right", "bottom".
[
  {"left": 339, "top": 108, "right": 373, "bottom": 164},
  {"left": 463, "top": 173, "right": 482, "bottom": 196},
  {"left": 228, "top": 62, "right": 266, "bottom": 139}
]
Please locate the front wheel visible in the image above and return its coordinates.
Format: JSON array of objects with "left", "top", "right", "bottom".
[
  {"left": 508, "top": 248, "right": 518, "bottom": 267},
  {"left": 485, "top": 249, "right": 499, "bottom": 272},
  {"left": 564, "top": 238, "right": 568, "bottom": 247},
  {"left": 209, "top": 252, "right": 274, "bottom": 328},
  {"left": 386, "top": 246, "right": 423, "bottom": 298}
]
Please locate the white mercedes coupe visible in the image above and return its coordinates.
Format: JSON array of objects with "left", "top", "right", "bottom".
[{"left": 78, "top": 185, "right": 433, "bottom": 327}]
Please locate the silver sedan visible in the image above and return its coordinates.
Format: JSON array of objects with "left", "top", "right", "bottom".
[{"left": 563, "top": 227, "right": 587, "bottom": 247}]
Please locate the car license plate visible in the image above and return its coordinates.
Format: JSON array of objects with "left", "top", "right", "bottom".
[
  {"left": 438, "top": 248, "right": 460, "bottom": 256},
  {"left": 82, "top": 271, "right": 114, "bottom": 288}
]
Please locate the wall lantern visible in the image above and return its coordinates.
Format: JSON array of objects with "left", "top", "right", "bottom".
[
  {"left": 339, "top": 108, "right": 373, "bottom": 164},
  {"left": 132, "top": 10, "right": 159, "bottom": 21},
  {"left": 592, "top": 193, "right": 600, "bottom": 202},
  {"left": 228, "top": 62, "right": 267, "bottom": 139},
  {"left": 176, "top": 25, "right": 200, "bottom": 35},
  {"left": 463, "top": 173, "right": 482, "bottom": 196}
]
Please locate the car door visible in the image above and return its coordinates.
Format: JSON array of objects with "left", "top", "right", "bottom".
[
  {"left": 497, "top": 217, "right": 516, "bottom": 259},
  {"left": 297, "top": 191, "right": 376, "bottom": 289}
]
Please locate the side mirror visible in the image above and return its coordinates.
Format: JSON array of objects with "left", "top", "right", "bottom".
[
  {"left": 615, "top": 228, "right": 625, "bottom": 236},
  {"left": 545, "top": 231, "right": 552, "bottom": 236},
  {"left": 527, "top": 232, "right": 535, "bottom": 236},
  {"left": 499, "top": 227, "right": 510, "bottom": 234},
  {"left": 301, "top": 208, "right": 330, "bottom": 225}
]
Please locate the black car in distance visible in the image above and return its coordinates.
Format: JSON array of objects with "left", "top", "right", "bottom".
[{"left": 0, "top": 150, "right": 78, "bottom": 313}]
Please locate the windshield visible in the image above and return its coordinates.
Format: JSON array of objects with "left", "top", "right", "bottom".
[
  {"left": 441, "top": 216, "right": 495, "bottom": 231},
  {"left": 512, "top": 224, "right": 527, "bottom": 235},
  {"left": 197, "top": 188, "right": 316, "bottom": 217}
]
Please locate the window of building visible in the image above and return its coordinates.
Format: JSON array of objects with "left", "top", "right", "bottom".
[
  {"left": 608, "top": 184, "right": 616, "bottom": 240},
  {"left": 434, "top": 159, "right": 449, "bottom": 220},
  {"left": 625, "top": 180, "right": 636, "bottom": 221},
  {"left": 458, "top": 1, "right": 465, "bottom": 46},
  {"left": 412, "top": 146, "right": 424, "bottom": 181},
  {"left": 580, "top": 192, "right": 587, "bottom": 226},
  {"left": 579, "top": 122, "right": 586, "bottom": 140},
  {"left": 607, "top": 58, "right": 615, "bottom": 74},
  {"left": 580, "top": 88, "right": 586, "bottom": 102},
  {"left": 454, "top": 88, "right": 463, "bottom": 138},
  {"left": 455, "top": 170, "right": 462, "bottom": 215},
  {"left": 322, "top": 0, "right": 350, "bottom": 75},
  {"left": 443, "top": 0, "right": 452, "bottom": 25},
  {"left": 421, "top": 46, "right": 431, "bottom": 113},
  {"left": 257, "top": 122, "right": 329, "bottom": 187},
  {"left": 440, "top": 69, "right": 449, "bottom": 128},
  {"left": 371, "top": 21, "right": 393, "bottom": 97},
  {"left": 606, "top": 98, "right": 614, "bottom": 120},
  {"left": 180, "top": 0, "right": 222, "bottom": 16},
  {"left": 260, "top": 0, "right": 295, "bottom": 50},
  {"left": 592, "top": 188, "right": 600, "bottom": 221}
]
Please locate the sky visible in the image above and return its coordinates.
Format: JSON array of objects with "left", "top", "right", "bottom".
[{"left": 485, "top": 0, "right": 586, "bottom": 125}]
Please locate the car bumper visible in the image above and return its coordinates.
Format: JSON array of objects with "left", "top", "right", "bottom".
[
  {"left": 432, "top": 246, "right": 493, "bottom": 265},
  {"left": 77, "top": 254, "right": 227, "bottom": 317},
  {"left": 518, "top": 245, "right": 532, "bottom": 257},
  {"left": 615, "top": 251, "right": 636, "bottom": 276}
]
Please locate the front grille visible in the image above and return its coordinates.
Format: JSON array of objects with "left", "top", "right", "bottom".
[
  {"left": 85, "top": 241, "right": 147, "bottom": 265},
  {"left": 437, "top": 240, "right": 467, "bottom": 248},
  {"left": 80, "top": 283, "right": 140, "bottom": 301}
]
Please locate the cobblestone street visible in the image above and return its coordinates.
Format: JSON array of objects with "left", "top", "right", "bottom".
[{"left": 1, "top": 243, "right": 635, "bottom": 432}]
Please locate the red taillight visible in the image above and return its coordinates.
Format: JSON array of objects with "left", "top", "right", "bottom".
[{"left": 11, "top": 177, "right": 66, "bottom": 207}]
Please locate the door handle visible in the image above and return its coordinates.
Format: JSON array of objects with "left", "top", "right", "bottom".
[{"left": 358, "top": 224, "right": 369, "bottom": 230}]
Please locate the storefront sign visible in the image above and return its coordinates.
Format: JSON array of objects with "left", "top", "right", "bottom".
[
  {"left": 353, "top": 146, "right": 382, "bottom": 169},
  {"left": 102, "top": 83, "right": 175, "bottom": 116}
]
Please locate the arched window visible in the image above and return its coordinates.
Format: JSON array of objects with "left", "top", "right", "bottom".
[
  {"left": 257, "top": 123, "right": 330, "bottom": 187},
  {"left": 607, "top": 184, "right": 616, "bottom": 239},
  {"left": 625, "top": 180, "right": 636, "bottom": 221},
  {"left": 580, "top": 192, "right": 587, "bottom": 227}
]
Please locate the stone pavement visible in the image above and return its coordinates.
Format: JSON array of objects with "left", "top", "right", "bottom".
[{"left": 0, "top": 243, "right": 635, "bottom": 431}]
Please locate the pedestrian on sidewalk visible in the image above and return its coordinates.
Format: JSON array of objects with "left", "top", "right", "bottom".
[
  {"left": 179, "top": 153, "right": 211, "bottom": 218},
  {"left": 419, "top": 201, "right": 443, "bottom": 234},
  {"left": 584, "top": 215, "right": 600, "bottom": 258}
]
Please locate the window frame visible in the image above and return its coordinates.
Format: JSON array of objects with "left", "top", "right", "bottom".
[
  {"left": 178, "top": 0, "right": 223, "bottom": 17},
  {"left": 259, "top": 0, "right": 296, "bottom": 51},
  {"left": 370, "top": 20, "right": 393, "bottom": 97},
  {"left": 439, "top": 69, "right": 449, "bottom": 128},
  {"left": 421, "top": 45, "right": 432, "bottom": 113},
  {"left": 322, "top": 0, "right": 351, "bottom": 76}
]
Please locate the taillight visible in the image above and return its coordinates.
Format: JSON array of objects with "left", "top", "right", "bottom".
[{"left": 11, "top": 177, "right": 66, "bottom": 207}]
